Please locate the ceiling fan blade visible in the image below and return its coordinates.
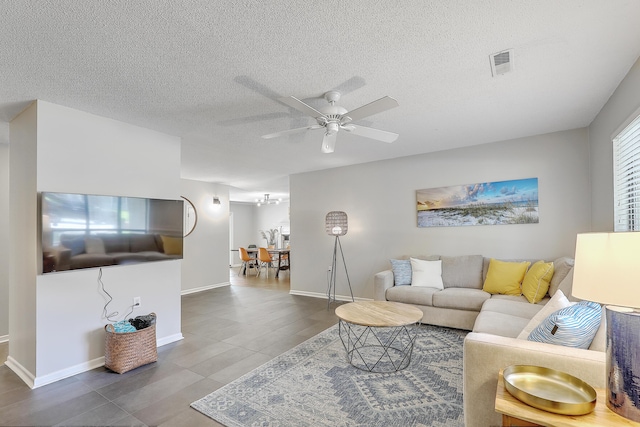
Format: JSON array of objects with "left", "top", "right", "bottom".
[
  {"left": 262, "top": 125, "right": 323, "bottom": 139},
  {"left": 278, "top": 96, "right": 326, "bottom": 119},
  {"left": 321, "top": 132, "right": 337, "bottom": 153},
  {"left": 342, "top": 124, "right": 398, "bottom": 143},
  {"left": 343, "top": 96, "right": 399, "bottom": 122}
]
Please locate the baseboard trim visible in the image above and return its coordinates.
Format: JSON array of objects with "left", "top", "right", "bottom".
[
  {"left": 5, "top": 356, "right": 36, "bottom": 389},
  {"left": 181, "top": 282, "right": 230, "bottom": 296},
  {"left": 0, "top": 334, "right": 8, "bottom": 344},
  {"left": 288, "top": 289, "right": 371, "bottom": 302},
  {"left": 6, "top": 334, "right": 185, "bottom": 389},
  {"left": 157, "top": 333, "right": 184, "bottom": 347}
]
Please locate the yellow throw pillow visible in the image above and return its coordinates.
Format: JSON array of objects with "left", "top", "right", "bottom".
[
  {"left": 482, "top": 259, "right": 531, "bottom": 295},
  {"left": 161, "top": 235, "right": 183, "bottom": 255},
  {"left": 521, "top": 260, "right": 555, "bottom": 303}
]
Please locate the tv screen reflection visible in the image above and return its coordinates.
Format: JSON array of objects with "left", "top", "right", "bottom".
[{"left": 41, "top": 192, "right": 183, "bottom": 274}]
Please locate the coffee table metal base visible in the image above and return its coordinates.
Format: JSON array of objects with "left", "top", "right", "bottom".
[{"left": 338, "top": 319, "right": 419, "bottom": 372}]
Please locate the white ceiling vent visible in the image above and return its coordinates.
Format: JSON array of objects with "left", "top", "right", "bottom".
[{"left": 490, "top": 49, "right": 514, "bottom": 76}]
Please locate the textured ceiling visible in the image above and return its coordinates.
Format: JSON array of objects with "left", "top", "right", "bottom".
[{"left": 1, "top": 1, "right": 640, "bottom": 202}]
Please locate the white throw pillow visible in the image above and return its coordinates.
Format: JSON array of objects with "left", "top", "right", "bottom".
[
  {"left": 410, "top": 258, "right": 444, "bottom": 289},
  {"left": 516, "top": 290, "right": 572, "bottom": 340}
]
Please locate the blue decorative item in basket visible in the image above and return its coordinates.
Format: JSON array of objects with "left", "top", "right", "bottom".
[{"left": 112, "top": 320, "right": 136, "bottom": 333}]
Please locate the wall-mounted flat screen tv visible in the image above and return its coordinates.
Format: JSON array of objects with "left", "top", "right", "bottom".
[{"left": 40, "top": 192, "right": 183, "bottom": 274}]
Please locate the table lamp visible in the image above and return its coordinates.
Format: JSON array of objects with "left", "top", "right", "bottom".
[{"left": 572, "top": 232, "right": 640, "bottom": 422}]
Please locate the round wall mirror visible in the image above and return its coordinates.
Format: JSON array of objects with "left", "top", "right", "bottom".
[{"left": 182, "top": 196, "right": 198, "bottom": 237}]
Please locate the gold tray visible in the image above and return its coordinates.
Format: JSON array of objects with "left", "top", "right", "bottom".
[{"left": 503, "top": 365, "right": 597, "bottom": 415}]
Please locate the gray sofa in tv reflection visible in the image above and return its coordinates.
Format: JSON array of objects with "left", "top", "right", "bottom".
[{"left": 50, "top": 233, "right": 182, "bottom": 271}]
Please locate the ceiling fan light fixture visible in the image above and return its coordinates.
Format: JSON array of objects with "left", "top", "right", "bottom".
[
  {"left": 263, "top": 91, "right": 399, "bottom": 153},
  {"left": 326, "top": 122, "right": 339, "bottom": 135}
]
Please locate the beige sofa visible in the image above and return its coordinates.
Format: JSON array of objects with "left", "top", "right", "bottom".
[
  {"left": 374, "top": 255, "right": 606, "bottom": 427},
  {"left": 46, "top": 233, "right": 182, "bottom": 272}
]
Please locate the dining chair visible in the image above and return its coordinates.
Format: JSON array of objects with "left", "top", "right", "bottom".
[
  {"left": 239, "top": 247, "right": 258, "bottom": 276},
  {"left": 257, "top": 247, "right": 274, "bottom": 278}
]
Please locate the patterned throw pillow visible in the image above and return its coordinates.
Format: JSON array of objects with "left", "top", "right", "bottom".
[
  {"left": 527, "top": 301, "right": 602, "bottom": 349},
  {"left": 390, "top": 259, "right": 412, "bottom": 286}
]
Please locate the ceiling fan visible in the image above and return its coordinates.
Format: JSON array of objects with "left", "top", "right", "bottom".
[{"left": 262, "top": 91, "right": 399, "bottom": 153}]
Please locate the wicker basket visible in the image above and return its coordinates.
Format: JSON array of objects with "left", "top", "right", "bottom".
[{"left": 104, "top": 313, "right": 157, "bottom": 374}]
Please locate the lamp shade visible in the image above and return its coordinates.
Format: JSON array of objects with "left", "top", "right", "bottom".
[
  {"left": 572, "top": 232, "right": 640, "bottom": 308},
  {"left": 325, "top": 211, "right": 348, "bottom": 236}
]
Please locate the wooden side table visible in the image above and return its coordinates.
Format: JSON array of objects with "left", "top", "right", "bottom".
[{"left": 495, "top": 369, "right": 640, "bottom": 427}]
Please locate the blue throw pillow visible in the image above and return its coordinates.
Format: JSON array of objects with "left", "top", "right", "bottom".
[
  {"left": 527, "top": 301, "right": 602, "bottom": 349},
  {"left": 390, "top": 259, "right": 412, "bottom": 286}
]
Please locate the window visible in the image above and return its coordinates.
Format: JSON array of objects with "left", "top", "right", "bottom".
[
  {"left": 45, "top": 193, "right": 150, "bottom": 245},
  {"left": 613, "top": 114, "right": 640, "bottom": 231}
]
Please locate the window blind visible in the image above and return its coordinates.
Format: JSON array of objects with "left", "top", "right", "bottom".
[{"left": 613, "top": 114, "right": 640, "bottom": 231}]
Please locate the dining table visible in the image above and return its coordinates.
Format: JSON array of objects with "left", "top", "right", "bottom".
[{"left": 232, "top": 247, "right": 290, "bottom": 278}]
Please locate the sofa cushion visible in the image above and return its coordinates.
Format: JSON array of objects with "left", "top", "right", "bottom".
[
  {"left": 389, "top": 259, "right": 412, "bottom": 286},
  {"left": 553, "top": 269, "right": 580, "bottom": 302},
  {"left": 85, "top": 236, "right": 106, "bottom": 254},
  {"left": 482, "top": 259, "right": 530, "bottom": 295},
  {"left": 548, "top": 257, "right": 575, "bottom": 297},
  {"left": 410, "top": 258, "right": 444, "bottom": 289},
  {"left": 61, "top": 235, "right": 85, "bottom": 256},
  {"left": 101, "top": 234, "right": 130, "bottom": 253},
  {"left": 130, "top": 234, "right": 160, "bottom": 253},
  {"left": 441, "top": 255, "right": 483, "bottom": 289},
  {"left": 522, "top": 261, "right": 554, "bottom": 303},
  {"left": 472, "top": 311, "right": 531, "bottom": 338},
  {"left": 432, "top": 288, "right": 490, "bottom": 311},
  {"left": 528, "top": 301, "right": 602, "bottom": 349},
  {"left": 489, "top": 294, "right": 544, "bottom": 304},
  {"left": 481, "top": 298, "right": 544, "bottom": 319},
  {"left": 69, "top": 253, "right": 116, "bottom": 269},
  {"left": 517, "top": 290, "right": 572, "bottom": 340},
  {"left": 385, "top": 286, "right": 438, "bottom": 306}
]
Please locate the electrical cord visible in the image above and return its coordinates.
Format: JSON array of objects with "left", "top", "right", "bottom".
[{"left": 98, "top": 268, "right": 136, "bottom": 322}]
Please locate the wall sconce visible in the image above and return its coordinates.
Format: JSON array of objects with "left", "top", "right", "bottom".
[{"left": 213, "top": 196, "right": 221, "bottom": 207}]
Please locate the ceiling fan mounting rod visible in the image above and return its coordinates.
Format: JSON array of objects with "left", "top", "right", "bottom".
[{"left": 324, "top": 90, "right": 341, "bottom": 105}]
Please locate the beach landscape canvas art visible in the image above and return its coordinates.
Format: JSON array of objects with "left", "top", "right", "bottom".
[{"left": 417, "top": 178, "right": 539, "bottom": 227}]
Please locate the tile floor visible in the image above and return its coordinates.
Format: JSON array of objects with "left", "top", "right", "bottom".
[{"left": 0, "top": 268, "right": 340, "bottom": 426}]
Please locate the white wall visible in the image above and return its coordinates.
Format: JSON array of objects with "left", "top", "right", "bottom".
[
  {"left": 229, "top": 202, "right": 255, "bottom": 266},
  {"left": 290, "top": 128, "right": 591, "bottom": 300},
  {"left": 181, "top": 179, "right": 230, "bottom": 293},
  {"left": 8, "top": 102, "right": 38, "bottom": 377},
  {"left": 0, "top": 143, "right": 9, "bottom": 340},
  {"left": 9, "top": 100, "right": 183, "bottom": 388},
  {"left": 588, "top": 56, "right": 640, "bottom": 231}
]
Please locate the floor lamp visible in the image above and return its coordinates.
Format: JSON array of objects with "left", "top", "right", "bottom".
[
  {"left": 325, "top": 211, "right": 354, "bottom": 307},
  {"left": 573, "top": 232, "right": 640, "bottom": 422}
]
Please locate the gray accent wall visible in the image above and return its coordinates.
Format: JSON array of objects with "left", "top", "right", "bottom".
[
  {"left": 588, "top": 56, "right": 640, "bottom": 231},
  {"left": 290, "top": 128, "right": 591, "bottom": 300},
  {"left": 0, "top": 143, "right": 9, "bottom": 339}
]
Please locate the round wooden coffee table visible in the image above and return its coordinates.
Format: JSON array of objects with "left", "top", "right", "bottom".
[{"left": 335, "top": 301, "right": 423, "bottom": 372}]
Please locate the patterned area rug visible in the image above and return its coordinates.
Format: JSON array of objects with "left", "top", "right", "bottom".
[{"left": 191, "top": 323, "right": 467, "bottom": 427}]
